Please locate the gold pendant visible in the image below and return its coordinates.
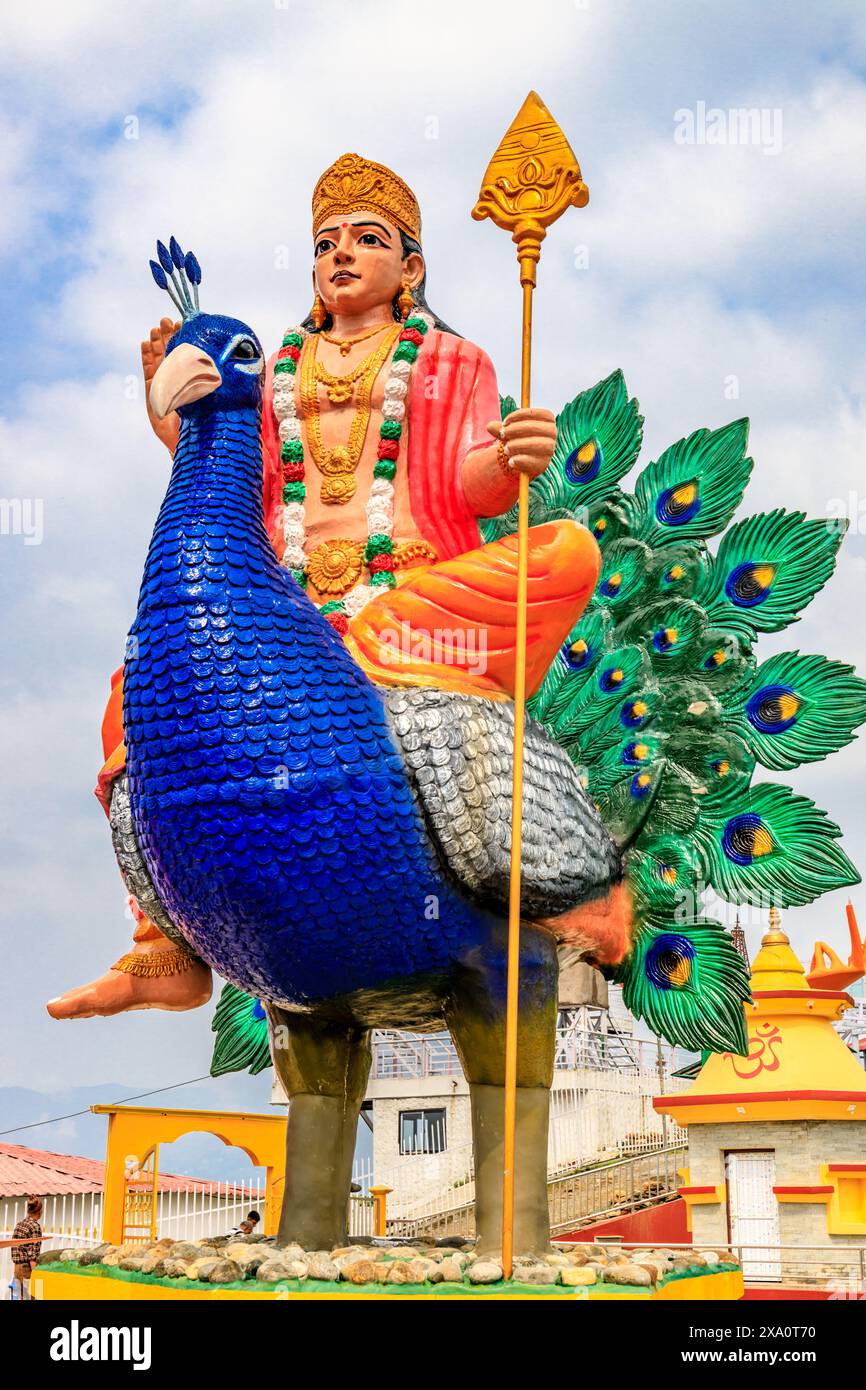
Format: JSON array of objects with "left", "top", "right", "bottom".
[
  {"left": 320, "top": 445, "right": 352, "bottom": 477},
  {"left": 306, "top": 538, "right": 364, "bottom": 596},
  {"left": 320, "top": 476, "right": 357, "bottom": 505},
  {"left": 325, "top": 380, "right": 354, "bottom": 404}
]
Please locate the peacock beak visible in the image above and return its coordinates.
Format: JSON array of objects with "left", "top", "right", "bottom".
[{"left": 150, "top": 342, "right": 222, "bottom": 418}]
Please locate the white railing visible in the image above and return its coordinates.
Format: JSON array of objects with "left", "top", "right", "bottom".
[
  {"left": 155, "top": 1182, "right": 266, "bottom": 1241},
  {"left": 348, "top": 1156, "right": 376, "bottom": 1237},
  {"left": 548, "top": 1145, "right": 686, "bottom": 1234},
  {"left": 1, "top": 1192, "right": 102, "bottom": 1293},
  {"left": 561, "top": 1239, "right": 866, "bottom": 1293},
  {"left": 371, "top": 1032, "right": 463, "bottom": 1080},
  {"left": 351, "top": 1156, "right": 375, "bottom": 1194},
  {"left": 388, "top": 1143, "right": 689, "bottom": 1240},
  {"left": 371, "top": 1024, "right": 692, "bottom": 1083},
  {"left": 2, "top": 1181, "right": 268, "bottom": 1293},
  {"left": 370, "top": 1070, "right": 687, "bottom": 1223}
]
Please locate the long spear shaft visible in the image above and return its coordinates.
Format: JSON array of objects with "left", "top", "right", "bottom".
[{"left": 473, "top": 92, "right": 588, "bottom": 1278}]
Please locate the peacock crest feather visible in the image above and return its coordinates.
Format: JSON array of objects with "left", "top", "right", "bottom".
[{"left": 149, "top": 235, "right": 202, "bottom": 320}]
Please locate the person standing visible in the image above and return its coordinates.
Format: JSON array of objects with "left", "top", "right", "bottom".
[{"left": 11, "top": 1197, "right": 43, "bottom": 1301}]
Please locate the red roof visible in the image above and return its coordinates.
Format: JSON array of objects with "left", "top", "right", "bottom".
[{"left": 0, "top": 1143, "right": 252, "bottom": 1198}]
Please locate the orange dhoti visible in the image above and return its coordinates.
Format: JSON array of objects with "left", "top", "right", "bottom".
[{"left": 348, "top": 519, "right": 599, "bottom": 701}]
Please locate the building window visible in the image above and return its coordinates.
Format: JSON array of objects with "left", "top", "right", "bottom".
[{"left": 399, "top": 1108, "right": 447, "bottom": 1155}]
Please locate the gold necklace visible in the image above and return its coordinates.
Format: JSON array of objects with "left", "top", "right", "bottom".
[
  {"left": 299, "top": 326, "right": 400, "bottom": 505},
  {"left": 313, "top": 333, "right": 397, "bottom": 405},
  {"left": 322, "top": 322, "right": 392, "bottom": 358}
]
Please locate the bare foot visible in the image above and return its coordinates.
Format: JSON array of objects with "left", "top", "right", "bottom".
[{"left": 47, "top": 961, "right": 212, "bottom": 1019}]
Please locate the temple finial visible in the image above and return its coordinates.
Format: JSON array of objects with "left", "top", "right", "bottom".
[{"left": 763, "top": 903, "right": 789, "bottom": 946}]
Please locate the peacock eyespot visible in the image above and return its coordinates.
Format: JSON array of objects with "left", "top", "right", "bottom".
[
  {"left": 722, "top": 812, "right": 775, "bottom": 865},
  {"left": 600, "top": 667, "right": 624, "bottom": 691},
  {"left": 725, "top": 560, "right": 776, "bottom": 608},
  {"left": 593, "top": 518, "right": 607, "bottom": 537},
  {"left": 658, "top": 863, "right": 678, "bottom": 884},
  {"left": 711, "top": 758, "right": 731, "bottom": 777},
  {"left": 652, "top": 626, "right": 679, "bottom": 652},
  {"left": 655, "top": 480, "right": 701, "bottom": 527},
  {"left": 703, "top": 648, "right": 728, "bottom": 669},
  {"left": 621, "top": 698, "right": 649, "bottom": 727},
  {"left": 600, "top": 571, "right": 623, "bottom": 598},
  {"left": 563, "top": 637, "right": 591, "bottom": 670},
  {"left": 564, "top": 438, "right": 602, "bottom": 484},
  {"left": 623, "top": 741, "right": 649, "bottom": 764},
  {"left": 746, "top": 684, "right": 801, "bottom": 734},
  {"left": 646, "top": 933, "right": 696, "bottom": 989},
  {"left": 630, "top": 771, "right": 652, "bottom": 797},
  {"left": 665, "top": 563, "right": 685, "bottom": 584}
]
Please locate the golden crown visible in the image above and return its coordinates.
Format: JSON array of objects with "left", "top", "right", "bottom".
[{"left": 312, "top": 153, "right": 421, "bottom": 242}]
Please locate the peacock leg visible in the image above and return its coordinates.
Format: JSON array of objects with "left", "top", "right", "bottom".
[
  {"left": 268, "top": 1008, "right": 372, "bottom": 1251},
  {"left": 445, "top": 923, "right": 558, "bottom": 1260}
]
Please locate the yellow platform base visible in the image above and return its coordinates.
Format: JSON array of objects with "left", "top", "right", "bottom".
[{"left": 32, "top": 1266, "right": 743, "bottom": 1302}]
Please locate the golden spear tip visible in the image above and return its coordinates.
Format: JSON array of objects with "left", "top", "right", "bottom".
[{"left": 472, "top": 90, "right": 589, "bottom": 238}]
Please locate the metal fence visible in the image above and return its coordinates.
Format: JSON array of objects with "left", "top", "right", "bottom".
[
  {"left": 371, "top": 1024, "right": 691, "bottom": 1082},
  {"left": 548, "top": 1144, "right": 686, "bottom": 1234},
  {"left": 561, "top": 1239, "right": 866, "bottom": 1294},
  {"left": 381, "top": 1143, "right": 688, "bottom": 1242},
  {"left": 1, "top": 1192, "right": 102, "bottom": 1293}
]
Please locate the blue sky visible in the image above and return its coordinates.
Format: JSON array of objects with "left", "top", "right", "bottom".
[{"left": 2, "top": 0, "right": 866, "bottom": 1172}]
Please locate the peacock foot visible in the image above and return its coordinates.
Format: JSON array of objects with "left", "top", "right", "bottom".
[{"left": 46, "top": 955, "right": 212, "bottom": 1019}]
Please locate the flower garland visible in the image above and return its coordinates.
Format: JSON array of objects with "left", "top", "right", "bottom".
[{"left": 271, "top": 309, "right": 433, "bottom": 633}]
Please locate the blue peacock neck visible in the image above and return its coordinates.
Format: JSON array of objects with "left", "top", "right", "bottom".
[{"left": 138, "top": 403, "right": 287, "bottom": 612}]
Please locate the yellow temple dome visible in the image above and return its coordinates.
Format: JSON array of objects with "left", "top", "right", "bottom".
[
  {"left": 656, "top": 908, "right": 866, "bottom": 1126},
  {"left": 748, "top": 905, "right": 810, "bottom": 991}
]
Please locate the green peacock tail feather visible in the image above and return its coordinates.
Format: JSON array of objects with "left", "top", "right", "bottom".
[
  {"left": 630, "top": 419, "right": 753, "bottom": 548},
  {"left": 619, "top": 919, "right": 751, "bottom": 1055},
  {"left": 694, "top": 509, "right": 847, "bottom": 638},
  {"left": 691, "top": 781, "right": 859, "bottom": 907},
  {"left": 210, "top": 983, "right": 271, "bottom": 1077},
  {"left": 485, "top": 372, "right": 864, "bottom": 1056},
  {"left": 720, "top": 651, "right": 866, "bottom": 771}
]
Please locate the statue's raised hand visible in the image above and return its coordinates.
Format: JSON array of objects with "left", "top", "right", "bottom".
[
  {"left": 142, "top": 317, "right": 181, "bottom": 453},
  {"left": 487, "top": 407, "right": 557, "bottom": 478}
]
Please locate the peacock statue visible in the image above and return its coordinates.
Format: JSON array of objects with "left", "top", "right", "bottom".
[{"left": 108, "top": 244, "right": 865, "bottom": 1256}]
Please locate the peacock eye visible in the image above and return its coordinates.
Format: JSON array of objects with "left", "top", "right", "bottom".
[{"left": 231, "top": 339, "right": 257, "bottom": 360}]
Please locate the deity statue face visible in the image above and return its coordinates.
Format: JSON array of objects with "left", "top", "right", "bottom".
[{"left": 312, "top": 211, "right": 424, "bottom": 319}]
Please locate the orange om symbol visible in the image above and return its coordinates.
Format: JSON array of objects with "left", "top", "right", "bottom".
[{"left": 723, "top": 1023, "right": 782, "bottom": 1079}]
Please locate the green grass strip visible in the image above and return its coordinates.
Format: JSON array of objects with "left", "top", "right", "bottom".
[{"left": 38, "top": 1259, "right": 737, "bottom": 1298}]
